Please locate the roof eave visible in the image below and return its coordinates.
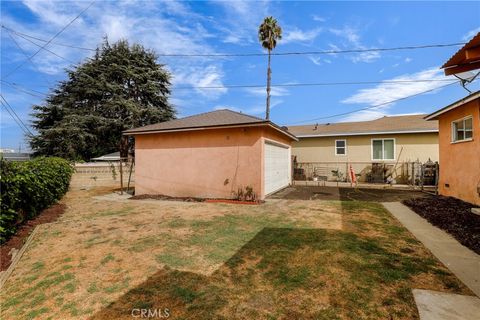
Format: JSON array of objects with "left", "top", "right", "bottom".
[{"left": 123, "top": 122, "right": 298, "bottom": 141}]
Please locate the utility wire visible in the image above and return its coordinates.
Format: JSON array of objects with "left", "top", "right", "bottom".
[
  {"left": 176, "top": 79, "right": 455, "bottom": 90},
  {"left": 8, "top": 29, "right": 74, "bottom": 63},
  {"left": 286, "top": 81, "right": 460, "bottom": 125},
  {"left": 1, "top": 24, "right": 465, "bottom": 57},
  {"left": 1, "top": 25, "right": 96, "bottom": 52},
  {"left": 155, "top": 43, "right": 467, "bottom": 57},
  {"left": 2, "top": 0, "right": 95, "bottom": 79},
  {"left": 0, "top": 94, "right": 34, "bottom": 137},
  {"left": 1, "top": 80, "right": 46, "bottom": 98},
  {"left": 4, "top": 30, "right": 55, "bottom": 86},
  {"left": 1, "top": 78, "right": 456, "bottom": 98}
]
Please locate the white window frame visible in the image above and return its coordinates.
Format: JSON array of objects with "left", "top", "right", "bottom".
[
  {"left": 335, "top": 139, "right": 347, "bottom": 156},
  {"left": 371, "top": 138, "right": 396, "bottom": 161},
  {"left": 451, "top": 116, "right": 473, "bottom": 143}
]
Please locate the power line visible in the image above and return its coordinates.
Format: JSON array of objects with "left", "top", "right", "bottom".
[
  {"left": 1, "top": 78, "right": 456, "bottom": 99},
  {"left": 1, "top": 24, "right": 465, "bottom": 58},
  {"left": 4, "top": 30, "right": 56, "bottom": 86},
  {"left": 7, "top": 29, "right": 74, "bottom": 63},
  {"left": 1, "top": 80, "right": 46, "bottom": 98},
  {"left": 0, "top": 94, "right": 34, "bottom": 137},
  {"left": 176, "top": 79, "right": 455, "bottom": 90},
  {"left": 1, "top": 25, "right": 96, "bottom": 52},
  {"left": 155, "top": 43, "right": 467, "bottom": 57},
  {"left": 286, "top": 81, "right": 460, "bottom": 125},
  {"left": 2, "top": 0, "right": 95, "bottom": 79}
]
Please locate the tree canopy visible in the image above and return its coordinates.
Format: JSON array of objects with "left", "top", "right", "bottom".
[{"left": 30, "top": 39, "right": 175, "bottom": 161}]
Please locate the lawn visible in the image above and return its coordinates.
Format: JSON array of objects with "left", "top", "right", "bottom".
[{"left": 0, "top": 188, "right": 472, "bottom": 319}]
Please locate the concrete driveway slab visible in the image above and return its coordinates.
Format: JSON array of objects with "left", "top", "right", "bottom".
[{"left": 413, "top": 289, "right": 480, "bottom": 320}]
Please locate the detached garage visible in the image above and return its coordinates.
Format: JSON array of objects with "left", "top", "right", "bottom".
[{"left": 124, "top": 109, "right": 297, "bottom": 200}]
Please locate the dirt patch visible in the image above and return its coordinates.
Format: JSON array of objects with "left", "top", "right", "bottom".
[
  {"left": 270, "top": 186, "right": 431, "bottom": 202},
  {"left": 403, "top": 196, "right": 480, "bottom": 254},
  {"left": 0, "top": 203, "right": 66, "bottom": 271}
]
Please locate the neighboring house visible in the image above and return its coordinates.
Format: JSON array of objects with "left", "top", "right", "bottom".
[
  {"left": 0, "top": 152, "right": 32, "bottom": 161},
  {"left": 124, "top": 109, "right": 297, "bottom": 200},
  {"left": 425, "top": 92, "right": 480, "bottom": 205},
  {"left": 91, "top": 152, "right": 121, "bottom": 162},
  {"left": 287, "top": 115, "right": 439, "bottom": 183}
]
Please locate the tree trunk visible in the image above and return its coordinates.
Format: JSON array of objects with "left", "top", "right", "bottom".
[{"left": 266, "top": 49, "right": 272, "bottom": 120}]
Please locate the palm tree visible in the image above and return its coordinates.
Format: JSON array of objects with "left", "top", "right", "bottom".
[{"left": 258, "top": 16, "right": 282, "bottom": 120}]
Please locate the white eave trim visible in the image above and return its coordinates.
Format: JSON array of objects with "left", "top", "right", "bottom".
[
  {"left": 425, "top": 91, "right": 480, "bottom": 120},
  {"left": 295, "top": 129, "right": 438, "bottom": 138}
]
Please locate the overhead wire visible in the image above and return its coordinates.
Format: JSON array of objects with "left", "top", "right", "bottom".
[
  {"left": 0, "top": 94, "right": 34, "bottom": 137},
  {"left": 285, "top": 81, "right": 461, "bottom": 125},
  {"left": 1, "top": 0, "right": 95, "bottom": 79},
  {"left": 1, "top": 24, "right": 465, "bottom": 58}
]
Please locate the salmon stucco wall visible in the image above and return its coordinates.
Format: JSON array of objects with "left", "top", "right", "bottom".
[
  {"left": 437, "top": 98, "right": 480, "bottom": 205},
  {"left": 134, "top": 126, "right": 292, "bottom": 200}
]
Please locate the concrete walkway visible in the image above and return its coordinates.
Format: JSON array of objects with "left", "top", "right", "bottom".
[
  {"left": 413, "top": 289, "right": 480, "bottom": 320},
  {"left": 383, "top": 202, "right": 480, "bottom": 297}
]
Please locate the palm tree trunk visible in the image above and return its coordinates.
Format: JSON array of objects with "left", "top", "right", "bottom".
[{"left": 266, "top": 49, "right": 271, "bottom": 120}]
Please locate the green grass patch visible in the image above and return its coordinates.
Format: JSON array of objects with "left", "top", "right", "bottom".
[{"left": 100, "top": 253, "right": 115, "bottom": 265}]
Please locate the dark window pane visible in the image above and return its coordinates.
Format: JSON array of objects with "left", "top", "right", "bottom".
[
  {"left": 372, "top": 140, "right": 383, "bottom": 159},
  {"left": 457, "top": 130, "right": 464, "bottom": 141}
]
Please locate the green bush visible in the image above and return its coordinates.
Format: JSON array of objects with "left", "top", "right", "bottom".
[{"left": 0, "top": 157, "right": 74, "bottom": 243}]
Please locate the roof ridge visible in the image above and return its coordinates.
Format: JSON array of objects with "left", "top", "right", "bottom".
[
  {"left": 214, "top": 108, "right": 268, "bottom": 122},
  {"left": 288, "top": 114, "right": 429, "bottom": 128}
]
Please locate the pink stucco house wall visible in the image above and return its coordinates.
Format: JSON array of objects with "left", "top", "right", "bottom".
[{"left": 124, "top": 110, "right": 297, "bottom": 200}]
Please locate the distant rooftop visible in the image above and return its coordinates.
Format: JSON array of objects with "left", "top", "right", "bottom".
[
  {"left": 1, "top": 152, "right": 32, "bottom": 161},
  {"left": 91, "top": 152, "right": 120, "bottom": 161},
  {"left": 287, "top": 114, "right": 438, "bottom": 138}
]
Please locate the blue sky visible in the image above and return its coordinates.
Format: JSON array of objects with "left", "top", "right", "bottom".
[{"left": 1, "top": 0, "right": 479, "bottom": 150}]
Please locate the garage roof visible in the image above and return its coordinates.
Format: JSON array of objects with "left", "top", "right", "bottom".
[
  {"left": 287, "top": 114, "right": 438, "bottom": 138},
  {"left": 124, "top": 109, "right": 298, "bottom": 140}
]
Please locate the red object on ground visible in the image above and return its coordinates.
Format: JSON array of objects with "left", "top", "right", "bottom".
[{"left": 349, "top": 165, "right": 357, "bottom": 184}]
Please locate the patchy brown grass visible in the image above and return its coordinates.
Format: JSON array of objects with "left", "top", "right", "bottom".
[
  {"left": 0, "top": 188, "right": 471, "bottom": 319},
  {"left": 1, "top": 203, "right": 66, "bottom": 271}
]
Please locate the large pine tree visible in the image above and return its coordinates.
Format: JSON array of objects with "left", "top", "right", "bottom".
[{"left": 30, "top": 39, "right": 175, "bottom": 160}]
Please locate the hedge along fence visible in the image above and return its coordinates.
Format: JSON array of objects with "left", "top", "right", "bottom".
[{"left": 0, "top": 157, "right": 74, "bottom": 243}]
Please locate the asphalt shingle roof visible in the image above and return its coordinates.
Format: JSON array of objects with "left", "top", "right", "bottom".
[
  {"left": 124, "top": 109, "right": 267, "bottom": 133},
  {"left": 124, "top": 109, "right": 297, "bottom": 140},
  {"left": 287, "top": 114, "right": 438, "bottom": 137}
]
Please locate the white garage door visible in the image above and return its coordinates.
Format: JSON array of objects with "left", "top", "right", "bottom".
[{"left": 264, "top": 141, "right": 290, "bottom": 195}]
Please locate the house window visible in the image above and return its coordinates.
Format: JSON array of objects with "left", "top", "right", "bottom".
[
  {"left": 452, "top": 117, "right": 473, "bottom": 142},
  {"left": 372, "top": 139, "right": 395, "bottom": 160},
  {"left": 335, "top": 139, "right": 346, "bottom": 155}
]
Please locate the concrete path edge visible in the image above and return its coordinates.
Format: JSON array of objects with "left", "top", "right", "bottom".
[{"left": 382, "top": 202, "right": 480, "bottom": 297}]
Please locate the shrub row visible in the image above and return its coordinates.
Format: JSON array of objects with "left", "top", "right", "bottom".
[{"left": 0, "top": 157, "right": 74, "bottom": 243}]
